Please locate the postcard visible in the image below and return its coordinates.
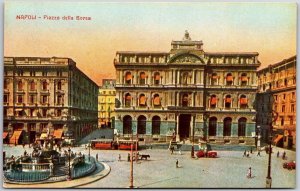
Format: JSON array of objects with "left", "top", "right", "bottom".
[{"left": 3, "top": 1, "right": 297, "bottom": 189}]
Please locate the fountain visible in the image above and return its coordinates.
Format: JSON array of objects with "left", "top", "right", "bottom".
[{"left": 3, "top": 134, "right": 96, "bottom": 184}]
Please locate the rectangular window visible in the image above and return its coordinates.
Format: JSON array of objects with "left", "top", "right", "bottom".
[
  {"left": 283, "top": 94, "right": 286, "bottom": 100},
  {"left": 30, "top": 109, "right": 34, "bottom": 117},
  {"left": 291, "top": 104, "right": 295, "bottom": 112},
  {"left": 29, "top": 95, "right": 35, "bottom": 104},
  {"left": 4, "top": 94, "right": 8, "bottom": 103},
  {"left": 282, "top": 105, "right": 285, "bottom": 113},
  {"left": 42, "top": 109, "right": 47, "bottom": 117},
  {"left": 57, "top": 109, "right": 61, "bottom": 117},
  {"left": 42, "top": 95, "right": 48, "bottom": 104},
  {"left": 17, "top": 95, "right": 23, "bottom": 103}
]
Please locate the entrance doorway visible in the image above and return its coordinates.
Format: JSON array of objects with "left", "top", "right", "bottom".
[{"left": 179, "top": 114, "right": 191, "bottom": 141}]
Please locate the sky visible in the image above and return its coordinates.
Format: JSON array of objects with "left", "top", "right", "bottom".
[{"left": 4, "top": 2, "right": 297, "bottom": 85}]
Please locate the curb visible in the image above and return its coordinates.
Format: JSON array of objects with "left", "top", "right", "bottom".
[{"left": 3, "top": 162, "right": 110, "bottom": 188}]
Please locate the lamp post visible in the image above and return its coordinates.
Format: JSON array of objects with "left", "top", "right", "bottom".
[
  {"left": 88, "top": 142, "right": 91, "bottom": 162},
  {"left": 266, "top": 110, "right": 278, "bottom": 188},
  {"left": 191, "top": 115, "right": 195, "bottom": 158},
  {"left": 129, "top": 127, "right": 134, "bottom": 188},
  {"left": 256, "top": 125, "right": 261, "bottom": 150},
  {"left": 136, "top": 132, "right": 138, "bottom": 163},
  {"left": 68, "top": 147, "right": 71, "bottom": 180}
]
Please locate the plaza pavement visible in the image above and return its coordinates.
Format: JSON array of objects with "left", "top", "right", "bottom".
[{"left": 3, "top": 144, "right": 296, "bottom": 188}]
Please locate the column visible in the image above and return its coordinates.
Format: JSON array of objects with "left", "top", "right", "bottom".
[
  {"left": 176, "top": 114, "right": 180, "bottom": 142},
  {"left": 191, "top": 92, "right": 194, "bottom": 107},
  {"left": 177, "top": 70, "right": 180, "bottom": 85},
  {"left": 192, "top": 70, "right": 195, "bottom": 85},
  {"left": 176, "top": 92, "right": 180, "bottom": 107},
  {"left": 190, "top": 115, "right": 194, "bottom": 138}
]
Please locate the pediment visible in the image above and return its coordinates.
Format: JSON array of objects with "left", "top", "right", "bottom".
[{"left": 169, "top": 54, "right": 204, "bottom": 64}]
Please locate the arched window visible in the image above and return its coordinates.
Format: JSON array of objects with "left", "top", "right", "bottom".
[
  {"left": 240, "top": 95, "right": 248, "bottom": 109},
  {"left": 226, "top": 73, "right": 233, "bottom": 86},
  {"left": 153, "top": 94, "right": 161, "bottom": 107},
  {"left": 137, "top": 115, "right": 146, "bottom": 134},
  {"left": 210, "top": 95, "right": 217, "bottom": 108},
  {"left": 125, "top": 93, "right": 131, "bottom": 107},
  {"left": 154, "top": 72, "right": 160, "bottom": 85},
  {"left": 152, "top": 116, "right": 161, "bottom": 135},
  {"left": 123, "top": 115, "right": 132, "bottom": 134},
  {"left": 225, "top": 95, "right": 231, "bottom": 109},
  {"left": 42, "top": 81, "right": 48, "bottom": 90},
  {"left": 209, "top": 117, "right": 217, "bottom": 136},
  {"left": 182, "top": 93, "right": 189, "bottom": 107},
  {"left": 238, "top": 117, "right": 247, "bottom": 137},
  {"left": 57, "top": 81, "right": 62, "bottom": 90},
  {"left": 182, "top": 72, "right": 188, "bottom": 85},
  {"left": 125, "top": 72, "right": 132, "bottom": 84},
  {"left": 139, "top": 94, "right": 147, "bottom": 106},
  {"left": 139, "top": 72, "right": 146, "bottom": 85},
  {"left": 30, "top": 81, "right": 35, "bottom": 91},
  {"left": 241, "top": 73, "right": 247, "bottom": 86},
  {"left": 223, "top": 117, "right": 232, "bottom": 136},
  {"left": 17, "top": 80, "right": 23, "bottom": 91},
  {"left": 211, "top": 73, "right": 218, "bottom": 85},
  {"left": 4, "top": 79, "right": 8, "bottom": 89}
]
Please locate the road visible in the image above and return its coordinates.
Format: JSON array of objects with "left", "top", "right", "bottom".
[{"left": 3, "top": 145, "right": 296, "bottom": 188}]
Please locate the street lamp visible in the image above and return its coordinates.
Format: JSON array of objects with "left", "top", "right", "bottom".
[
  {"left": 129, "top": 126, "right": 134, "bottom": 188},
  {"left": 88, "top": 142, "right": 91, "bottom": 162},
  {"left": 68, "top": 147, "right": 71, "bottom": 180},
  {"left": 256, "top": 125, "right": 261, "bottom": 150},
  {"left": 191, "top": 115, "right": 195, "bottom": 158}
]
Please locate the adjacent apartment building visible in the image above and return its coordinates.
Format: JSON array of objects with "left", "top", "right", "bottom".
[
  {"left": 256, "top": 56, "right": 296, "bottom": 150},
  {"left": 3, "top": 57, "right": 98, "bottom": 145},
  {"left": 98, "top": 79, "right": 116, "bottom": 128},
  {"left": 114, "top": 31, "right": 260, "bottom": 145}
]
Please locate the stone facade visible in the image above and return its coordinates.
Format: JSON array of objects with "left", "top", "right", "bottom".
[
  {"left": 98, "top": 79, "right": 116, "bottom": 128},
  {"left": 3, "top": 57, "right": 98, "bottom": 144},
  {"left": 114, "top": 31, "right": 260, "bottom": 145},
  {"left": 256, "top": 55, "right": 296, "bottom": 149}
]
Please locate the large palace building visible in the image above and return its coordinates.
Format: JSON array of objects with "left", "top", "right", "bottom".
[
  {"left": 114, "top": 31, "right": 260, "bottom": 145},
  {"left": 3, "top": 57, "right": 98, "bottom": 145},
  {"left": 256, "top": 56, "right": 296, "bottom": 150}
]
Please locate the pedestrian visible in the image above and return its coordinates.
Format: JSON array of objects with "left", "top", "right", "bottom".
[
  {"left": 250, "top": 147, "right": 253, "bottom": 154},
  {"left": 179, "top": 149, "right": 182, "bottom": 155},
  {"left": 243, "top": 150, "right": 246, "bottom": 157},
  {"left": 171, "top": 146, "right": 174, "bottom": 155},
  {"left": 282, "top": 151, "right": 286, "bottom": 160},
  {"left": 118, "top": 154, "right": 121, "bottom": 161},
  {"left": 127, "top": 153, "right": 130, "bottom": 162},
  {"left": 257, "top": 150, "right": 261, "bottom": 157},
  {"left": 247, "top": 167, "right": 252, "bottom": 178},
  {"left": 22, "top": 143, "right": 25, "bottom": 148},
  {"left": 176, "top": 159, "right": 179, "bottom": 168},
  {"left": 96, "top": 153, "right": 98, "bottom": 161},
  {"left": 277, "top": 151, "right": 280, "bottom": 158}
]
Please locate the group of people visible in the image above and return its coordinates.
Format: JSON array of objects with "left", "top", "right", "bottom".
[
  {"left": 277, "top": 151, "right": 287, "bottom": 159},
  {"left": 243, "top": 147, "right": 261, "bottom": 157}
]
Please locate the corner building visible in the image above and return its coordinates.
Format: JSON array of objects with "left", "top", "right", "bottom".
[
  {"left": 256, "top": 56, "right": 296, "bottom": 150},
  {"left": 3, "top": 57, "right": 98, "bottom": 145},
  {"left": 114, "top": 31, "right": 260, "bottom": 145}
]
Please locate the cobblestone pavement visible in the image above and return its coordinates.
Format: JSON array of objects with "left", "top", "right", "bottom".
[{"left": 3, "top": 145, "right": 296, "bottom": 188}]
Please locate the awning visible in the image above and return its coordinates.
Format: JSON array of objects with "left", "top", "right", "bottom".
[
  {"left": 153, "top": 96, "right": 161, "bottom": 106},
  {"left": 155, "top": 74, "right": 160, "bottom": 80},
  {"left": 226, "top": 75, "right": 233, "bottom": 81},
  {"left": 210, "top": 97, "right": 217, "bottom": 105},
  {"left": 40, "top": 133, "right": 48, "bottom": 139},
  {"left": 3, "top": 132, "right": 8, "bottom": 139},
  {"left": 240, "top": 98, "right": 248, "bottom": 104},
  {"left": 241, "top": 76, "right": 248, "bottom": 81},
  {"left": 273, "top": 135, "right": 283, "bottom": 145},
  {"left": 139, "top": 95, "right": 146, "bottom": 105},
  {"left": 225, "top": 98, "right": 231, "bottom": 103},
  {"left": 53, "top": 130, "right": 63, "bottom": 139},
  {"left": 212, "top": 75, "right": 218, "bottom": 79},
  {"left": 9, "top": 131, "right": 22, "bottom": 144}
]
